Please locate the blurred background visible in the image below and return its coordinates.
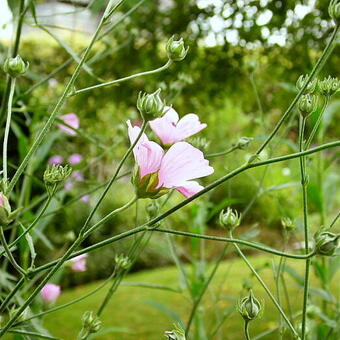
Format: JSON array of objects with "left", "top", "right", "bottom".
[{"left": 0, "top": 1, "right": 339, "bottom": 338}]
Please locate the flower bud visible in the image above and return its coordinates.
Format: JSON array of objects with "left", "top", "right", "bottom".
[
  {"left": 219, "top": 207, "right": 241, "bottom": 230},
  {"left": 137, "top": 89, "right": 165, "bottom": 119},
  {"left": 238, "top": 290, "right": 262, "bottom": 321},
  {"left": 165, "top": 324, "right": 186, "bottom": 340},
  {"left": 296, "top": 74, "right": 317, "bottom": 94},
  {"left": 44, "top": 164, "right": 72, "bottom": 186},
  {"left": 78, "top": 311, "right": 102, "bottom": 339},
  {"left": 146, "top": 201, "right": 159, "bottom": 219},
  {"left": 166, "top": 36, "right": 189, "bottom": 62},
  {"left": 236, "top": 137, "right": 252, "bottom": 150},
  {"left": 3, "top": 55, "right": 29, "bottom": 78},
  {"left": 281, "top": 216, "right": 295, "bottom": 231},
  {"left": 298, "top": 94, "right": 318, "bottom": 117},
  {"left": 329, "top": 0, "right": 340, "bottom": 23},
  {"left": 115, "top": 254, "right": 131, "bottom": 270},
  {"left": 318, "top": 76, "right": 339, "bottom": 97},
  {"left": 315, "top": 231, "right": 339, "bottom": 256},
  {"left": 0, "top": 192, "right": 13, "bottom": 225}
]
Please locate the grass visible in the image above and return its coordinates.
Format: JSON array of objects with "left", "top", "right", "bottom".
[{"left": 22, "top": 255, "right": 335, "bottom": 340}]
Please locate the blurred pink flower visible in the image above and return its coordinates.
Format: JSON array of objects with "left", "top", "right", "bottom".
[
  {"left": 41, "top": 283, "right": 61, "bottom": 302},
  {"left": 68, "top": 154, "right": 83, "bottom": 165},
  {"left": 48, "top": 155, "right": 63, "bottom": 165},
  {"left": 127, "top": 121, "right": 213, "bottom": 198},
  {"left": 71, "top": 171, "right": 84, "bottom": 182},
  {"left": 70, "top": 254, "right": 88, "bottom": 272},
  {"left": 58, "top": 113, "right": 79, "bottom": 136},
  {"left": 80, "top": 195, "right": 90, "bottom": 203},
  {"left": 64, "top": 182, "right": 74, "bottom": 191},
  {"left": 150, "top": 106, "right": 207, "bottom": 145}
]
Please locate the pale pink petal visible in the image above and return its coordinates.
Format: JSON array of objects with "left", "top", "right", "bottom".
[
  {"left": 58, "top": 113, "right": 79, "bottom": 136},
  {"left": 149, "top": 107, "right": 179, "bottom": 144},
  {"left": 48, "top": 155, "right": 63, "bottom": 165},
  {"left": 126, "top": 121, "right": 164, "bottom": 178},
  {"left": 41, "top": 283, "right": 61, "bottom": 302},
  {"left": 175, "top": 181, "right": 204, "bottom": 198},
  {"left": 68, "top": 154, "right": 83, "bottom": 165},
  {"left": 175, "top": 114, "right": 207, "bottom": 140},
  {"left": 158, "top": 142, "right": 214, "bottom": 188},
  {"left": 71, "top": 254, "right": 88, "bottom": 272}
]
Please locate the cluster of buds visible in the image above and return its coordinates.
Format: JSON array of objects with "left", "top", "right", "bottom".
[
  {"left": 219, "top": 207, "right": 241, "bottom": 230},
  {"left": 281, "top": 216, "right": 295, "bottom": 231},
  {"left": 329, "top": 0, "right": 340, "bottom": 24},
  {"left": 314, "top": 230, "right": 339, "bottom": 256},
  {"left": 165, "top": 324, "right": 186, "bottom": 340},
  {"left": 137, "top": 89, "right": 165, "bottom": 120},
  {"left": 44, "top": 164, "right": 72, "bottom": 185},
  {"left": 296, "top": 74, "right": 317, "bottom": 94},
  {"left": 114, "top": 254, "right": 131, "bottom": 271},
  {"left": 238, "top": 290, "right": 262, "bottom": 322},
  {"left": 3, "top": 55, "right": 29, "bottom": 78},
  {"left": 78, "top": 311, "right": 102, "bottom": 339},
  {"left": 318, "top": 76, "right": 339, "bottom": 97},
  {"left": 298, "top": 94, "right": 318, "bottom": 117},
  {"left": 166, "top": 36, "right": 189, "bottom": 62}
]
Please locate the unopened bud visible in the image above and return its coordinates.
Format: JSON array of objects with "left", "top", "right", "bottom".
[
  {"left": 236, "top": 137, "right": 252, "bottom": 150},
  {"left": 165, "top": 324, "right": 186, "bottom": 340},
  {"left": 3, "top": 55, "right": 29, "bottom": 78},
  {"left": 78, "top": 311, "right": 101, "bottom": 340},
  {"left": 115, "top": 254, "right": 131, "bottom": 270},
  {"left": 44, "top": 164, "right": 72, "bottom": 186},
  {"left": 146, "top": 201, "right": 159, "bottom": 218},
  {"left": 219, "top": 207, "right": 241, "bottom": 230},
  {"left": 318, "top": 76, "right": 339, "bottom": 97},
  {"left": 137, "top": 89, "right": 165, "bottom": 119},
  {"left": 166, "top": 36, "right": 189, "bottom": 62},
  {"left": 315, "top": 231, "right": 339, "bottom": 256},
  {"left": 238, "top": 290, "right": 262, "bottom": 321},
  {"left": 329, "top": 0, "right": 340, "bottom": 23},
  {"left": 296, "top": 74, "right": 317, "bottom": 94},
  {"left": 298, "top": 94, "right": 318, "bottom": 117},
  {"left": 281, "top": 216, "right": 295, "bottom": 231}
]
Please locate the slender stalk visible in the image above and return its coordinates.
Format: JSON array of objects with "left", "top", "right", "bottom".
[
  {"left": 0, "top": 227, "right": 26, "bottom": 276},
  {"left": 0, "top": 276, "right": 25, "bottom": 313},
  {"left": 298, "top": 115, "right": 310, "bottom": 340},
  {"left": 70, "top": 60, "right": 172, "bottom": 96},
  {"left": 206, "top": 145, "right": 238, "bottom": 158},
  {"left": 244, "top": 321, "right": 251, "bottom": 340},
  {"left": 229, "top": 231, "right": 299, "bottom": 337},
  {"left": 250, "top": 72, "right": 265, "bottom": 127},
  {"left": 253, "top": 24, "right": 339, "bottom": 158},
  {"left": 7, "top": 329, "right": 59, "bottom": 340},
  {"left": 2, "top": 78, "right": 16, "bottom": 185},
  {"left": 329, "top": 211, "right": 340, "bottom": 229}
]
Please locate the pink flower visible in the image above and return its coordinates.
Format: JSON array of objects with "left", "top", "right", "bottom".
[
  {"left": 70, "top": 254, "right": 88, "bottom": 272},
  {"left": 149, "top": 107, "right": 207, "bottom": 145},
  {"left": 48, "top": 155, "right": 63, "bottom": 165},
  {"left": 58, "top": 113, "right": 79, "bottom": 136},
  {"left": 127, "top": 121, "right": 213, "bottom": 198},
  {"left": 41, "top": 283, "right": 61, "bottom": 302},
  {"left": 80, "top": 195, "right": 90, "bottom": 203},
  {"left": 71, "top": 171, "right": 84, "bottom": 182},
  {"left": 68, "top": 154, "right": 83, "bottom": 165},
  {"left": 64, "top": 182, "right": 74, "bottom": 191}
]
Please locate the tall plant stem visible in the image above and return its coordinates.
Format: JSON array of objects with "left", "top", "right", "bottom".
[
  {"left": 229, "top": 231, "right": 299, "bottom": 338},
  {"left": 298, "top": 114, "right": 310, "bottom": 340},
  {"left": 0, "top": 276, "right": 25, "bottom": 313},
  {"left": 2, "top": 79, "right": 16, "bottom": 185},
  {"left": 244, "top": 321, "right": 251, "bottom": 340},
  {"left": 253, "top": 24, "right": 339, "bottom": 158}
]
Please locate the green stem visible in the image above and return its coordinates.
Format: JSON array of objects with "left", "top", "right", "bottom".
[
  {"left": 253, "top": 24, "right": 339, "bottom": 158},
  {"left": 2, "top": 78, "right": 16, "bottom": 185},
  {"left": 244, "top": 321, "right": 251, "bottom": 340},
  {"left": 0, "top": 227, "right": 26, "bottom": 276},
  {"left": 229, "top": 231, "right": 299, "bottom": 337},
  {"left": 0, "top": 276, "right": 25, "bottom": 313},
  {"left": 250, "top": 72, "right": 265, "bottom": 128},
  {"left": 70, "top": 60, "right": 173, "bottom": 96},
  {"left": 206, "top": 145, "right": 239, "bottom": 158}
]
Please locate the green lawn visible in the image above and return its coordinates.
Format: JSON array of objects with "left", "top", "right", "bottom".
[{"left": 10, "top": 256, "right": 339, "bottom": 340}]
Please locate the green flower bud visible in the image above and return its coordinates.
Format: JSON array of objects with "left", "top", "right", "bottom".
[
  {"left": 318, "top": 76, "right": 339, "bottom": 97},
  {"left": 137, "top": 89, "right": 165, "bottom": 119},
  {"left": 146, "top": 201, "right": 159, "bottom": 219},
  {"left": 329, "top": 0, "right": 340, "bottom": 23},
  {"left": 78, "top": 311, "right": 102, "bottom": 340},
  {"left": 166, "top": 36, "right": 189, "bottom": 62},
  {"left": 115, "top": 254, "right": 131, "bottom": 270},
  {"left": 236, "top": 137, "right": 252, "bottom": 150},
  {"left": 44, "top": 164, "right": 72, "bottom": 185},
  {"left": 298, "top": 94, "right": 318, "bottom": 117},
  {"left": 0, "top": 192, "right": 13, "bottom": 225},
  {"left": 238, "top": 290, "right": 262, "bottom": 322},
  {"left": 3, "top": 55, "right": 29, "bottom": 78},
  {"left": 219, "top": 207, "right": 241, "bottom": 230},
  {"left": 281, "top": 216, "right": 295, "bottom": 231},
  {"left": 296, "top": 74, "right": 317, "bottom": 94},
  {"left": 315, "top": 231, "right": 339, "bottom": 256},
  {"left": 165, "top": 324, "right": 186, "bottom": 340}
]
